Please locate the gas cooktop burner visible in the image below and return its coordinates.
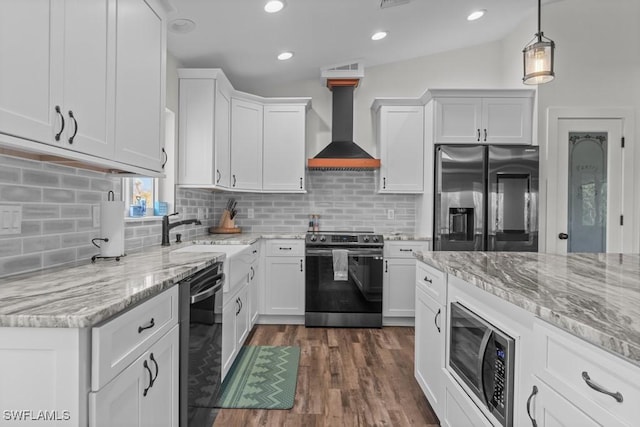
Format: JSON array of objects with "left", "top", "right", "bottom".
[{"left": 305, "top": 231, "right": 383, "bottom": 247}]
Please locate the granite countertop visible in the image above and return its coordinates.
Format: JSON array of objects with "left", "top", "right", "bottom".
[
  {"left": 415, "top": 251, "right": 640, "bottom": 365},
  {"left": 0, "top": 245, "right": 225, "bottom": 328}
]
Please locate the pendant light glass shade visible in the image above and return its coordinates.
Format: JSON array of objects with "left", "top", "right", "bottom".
[
  {"left": 523, "top": 36, "right": 555, "bottom": 84},
  {"left": 522, "top": 0, "right": 555, "bottom": 84}
]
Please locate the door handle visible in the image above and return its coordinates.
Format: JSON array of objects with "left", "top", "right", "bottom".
[
  {"left": 526, "top": 385, "right": 538, "bottom": 427},
  {"left": 558, "top": 233, "right": 569, "bottom": 240}
]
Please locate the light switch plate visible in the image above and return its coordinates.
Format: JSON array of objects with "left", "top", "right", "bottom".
[{"left": 0, "top": 205, "right": 22, "bottom": 235}]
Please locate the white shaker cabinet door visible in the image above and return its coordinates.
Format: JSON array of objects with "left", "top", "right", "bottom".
[
  {"left": 0, "top": 0, "right": 60, "bottom": 144},
  {"left": 264, "top": 257, "right": 305, "bottom": 315},
  {"left": 262, "top": 104, "right": 306, "bottom": 192},
  {"left": 482, "top": 97, "right": 532, "bottom": 145},
  {"left": 113, "top": 0, "right": 165, "bottom": 172},
  {"left": 528, "top": 381, "right": 600, "bottom": 427},
  {"left": 378, "top": 106, "right": 424, "bottom": 193},
  {"left": 434, "top": 98, "right": 482, "bottom": 144},
  {"left": 383, "top": 258, "right": 417, "bottom": 317},
  {"left": 231, "top": 98, "right": 263, "bottom": 190}
]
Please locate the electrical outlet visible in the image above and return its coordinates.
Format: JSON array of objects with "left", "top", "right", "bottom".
[
  {"left": 387, "top": 209, "right": 395, "bottom": 220},
  {"left": 92, "top": 205, "right": 101, "bottom": 228},
  {"left": 0, "top": 205, "right": 21, "bottom": 235},
  {"left": 247, "top": 208, "right": 254, "bottom": 219}
]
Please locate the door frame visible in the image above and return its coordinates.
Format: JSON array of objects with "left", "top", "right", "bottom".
[{"left": 544, "top": 107, "right": 636, "bottom": 253}]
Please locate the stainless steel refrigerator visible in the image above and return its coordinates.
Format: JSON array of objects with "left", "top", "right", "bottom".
[{"left": 434, "top": 145, "right": 539, "bottom": 252}]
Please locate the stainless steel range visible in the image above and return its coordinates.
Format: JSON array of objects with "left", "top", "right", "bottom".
[{"left": 305, "top": 231, "right": 384, "bottom": 328}]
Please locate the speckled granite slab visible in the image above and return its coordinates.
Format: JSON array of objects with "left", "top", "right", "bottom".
[
  {"left": 0, "top": 245, "right": 225, "bottom": 328},
  {"left": 415, "top": 251, "right": 640, "bottom": 365}
]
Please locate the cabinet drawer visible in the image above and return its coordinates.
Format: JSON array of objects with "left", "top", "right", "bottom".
[
  {"left": 533, "top": 319, "right": 640, "bottom": 426},
  {"left": 91, "top": 286, "right": 179, "bottom": 390},
  {"left": 266, "top": 239, "right": 304, "bottom": 257},
  {"left": 416, "top": 262, "right": 446, "bottom": 305},
  {"left": 384, "top": 241, "right": 429, "bottom": 258}
]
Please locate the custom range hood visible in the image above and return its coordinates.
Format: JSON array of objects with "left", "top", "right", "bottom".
[{"left": 307, "top": 78, "right": 381, "bottom": 170}]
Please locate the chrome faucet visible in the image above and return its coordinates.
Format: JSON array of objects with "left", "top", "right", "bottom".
[{"left": 162, "top": 212, "right": 202, "bottom": 246}]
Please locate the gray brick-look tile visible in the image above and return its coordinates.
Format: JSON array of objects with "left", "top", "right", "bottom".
[
  {"left": 0, "top": 254, "right": 42, "bottom": 277},
  {"left": 43, "top": 220, "right": 76, "bottom": 234},
  {"left": 22, "top": 204, "right": 60, "bottom": 220},
  {"left": 0, "top": 155, "right": 42, "bottom": 169},
  {"left": 43, "top": 249, "right": 77, "bottom": 267},
  {"left": 43, "top": 188, "right": 75, "bottom": 203},
  {"left": 0, "top": 185, "right": 42, "bottom": 202},
  {"left": 23, "top": 236, "right": 60, "bottom": 253},
  {"left": 23, "top": 170, "right": 61, "bottom": 187},
  {"left": 61, "top": 205, "right": 91, "bottom": 218},
  {"left": 0, "top": 166, "right": 21, "bottom": 184},
  {"left": 0, "top": 239, "right": 21, "bottom": 257},
  {"left": 76, "top": 191, "right": 103, "bottom": 203},
  {"left": 61, "top": 232, "right": 94, "bottom": 248},
  {"left": 61, "top": 175, "right": 91, "bottom": 189}
]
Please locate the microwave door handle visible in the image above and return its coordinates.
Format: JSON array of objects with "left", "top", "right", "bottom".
[{"left": 477, "top": 329, "right": 494, "bottom": 407}]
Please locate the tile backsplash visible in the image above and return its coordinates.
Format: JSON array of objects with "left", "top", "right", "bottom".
[
  {"left": 0, "top": 154, "right": 213, "bottom": 277},
  {"left": 212, "top": 170, "right": 417, "bottom": 234},
  {"left": 0, "top": 156, "right": 418, "bottom": 278}
]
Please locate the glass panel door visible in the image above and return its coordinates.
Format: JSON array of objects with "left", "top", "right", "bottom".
[{"left": 567, "top": 133, "right": 607, "bottom": 252}]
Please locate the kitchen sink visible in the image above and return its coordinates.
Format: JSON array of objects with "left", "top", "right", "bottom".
[{"left": 172, "top": 244, "right": 252, "bottom": 292}]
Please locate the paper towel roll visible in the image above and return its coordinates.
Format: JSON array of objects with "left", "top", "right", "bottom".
[{"left": 100, "top": 200, "right": 125, "bottom": 257}]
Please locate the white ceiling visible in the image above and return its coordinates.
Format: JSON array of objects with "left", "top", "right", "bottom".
[{"left": 166, "top": 0, "right": 543, "bottom": 93}]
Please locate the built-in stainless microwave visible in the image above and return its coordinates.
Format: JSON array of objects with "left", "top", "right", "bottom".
[{"left": 448, "top": 302, "right": 515, "bottom": 427}]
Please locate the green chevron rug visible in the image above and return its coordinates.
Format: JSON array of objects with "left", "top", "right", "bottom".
[{"left": 216, "top": 345, "right": 300, "bottom": 409}]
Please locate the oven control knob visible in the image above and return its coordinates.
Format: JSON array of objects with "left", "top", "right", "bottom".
[
  {"left": 320, "top": 235, "right": 326, "bottom": 242},
  {"left": 372, "top": 236, "right": 379, "bottom": 243},
  {"left": 309, "top": 235, "right": 317, "bottom": 242},
  {"left": 363, "top": 236, "right": 370, "bottom": 242}
]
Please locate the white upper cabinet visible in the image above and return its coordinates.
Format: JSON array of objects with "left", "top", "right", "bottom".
[
  {"left": 113, "top": 0, "right": 165, "bottom": 172},
  {"left": 0, "top": 0, "right": 166, "bottom": 173},
  {"left": 177, "top": 70, "right": 232, "bottom": 188},
  {"left": 433, "top": 90, "right": 534, "bottom": 145},
  {"left": 0, "top": 0, "right": 112, "bottom": 158},
  {"left": 376, "top": 105, "right": 424, "bottom": 193},
  {"left": 263, "top": 104, "right": 307, "bottom": 192},
  {"left": 230, "top": 97, "right": 263, "bottom": 191}
]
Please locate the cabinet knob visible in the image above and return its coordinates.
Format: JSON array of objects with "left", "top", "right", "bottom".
[{"left": 558, "top": 233, "right": 569, "bottom": 240}]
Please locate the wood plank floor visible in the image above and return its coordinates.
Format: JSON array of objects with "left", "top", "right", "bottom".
[{"left": 213, "top": 325, "right": 440, "bottom": 426}]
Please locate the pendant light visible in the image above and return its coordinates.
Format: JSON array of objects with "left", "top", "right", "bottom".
[{"left": 522, "top": 0, "right": 555, "bottom": 84}]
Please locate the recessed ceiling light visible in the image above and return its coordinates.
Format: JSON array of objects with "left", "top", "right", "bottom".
[
  {"left": 168, "top": 18, "right": 196, "bottom": 34},
  {"left": 277, "top": 51, "right": 294, "bottom": 61},
  {"left": 467, "top": 10, "right": 486, "bottom": 21},
  {"left": 264, "top": 0, "right": 285, "bottom": 13},
  {"left": 371, "top": 31, "right": 388, "bottom": 41}
]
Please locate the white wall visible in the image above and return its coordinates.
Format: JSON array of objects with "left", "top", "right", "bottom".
[{"left": 254, "top": 41, "right": 507, "bottom": 159}]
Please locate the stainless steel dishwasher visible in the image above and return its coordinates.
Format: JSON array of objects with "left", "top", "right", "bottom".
[{"left": 179, "top": 263, "right": 224, "bottom": 427}]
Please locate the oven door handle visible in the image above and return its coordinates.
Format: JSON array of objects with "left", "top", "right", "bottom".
[
  {"left": 190, "top": 278, "right": 224, "bottom": 304},
  {"left": 305, "top": 248, "right": 383, "bottom": 257},
  {"left": 478, "top": 329, "right": 494, "bottom": 407}
]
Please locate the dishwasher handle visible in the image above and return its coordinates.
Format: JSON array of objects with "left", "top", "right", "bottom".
[{"left": 190, "top": 275, "right": 224, "bottom": 304}]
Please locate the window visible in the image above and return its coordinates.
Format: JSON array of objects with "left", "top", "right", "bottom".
[{"left": 124, "top": 177, "right": 160, "bottom": 217}]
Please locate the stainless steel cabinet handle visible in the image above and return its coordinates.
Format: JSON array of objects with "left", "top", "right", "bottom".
[
  {"left": 138, "top": 318, "right": 155, "bottom": 333},
  {"left": 143, "top": 360, "right": 153, "bottom": 396},
  {"left": 434, "top": 308, "right": 441, "bottom": 333},
  {"left": 55, "top": 106, "right": 65, "bottom": 141},
  {"left": 216, "top": 169, "right": 221, "bottom": 183},
  {"left": 526, "top": 385, "right": 538, "bottom": 427},
  {"left": 582, "top": 371, "right": 623, "bottom": 402},
  {"left": 68, "top": 110, "right": 78, "bottom": 144}
]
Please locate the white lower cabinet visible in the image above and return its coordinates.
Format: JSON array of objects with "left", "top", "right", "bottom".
[
  {"left": 263, "top": 240, "right": 305, "bottom": 316},
  {"left": 249, "top": 255, "right": 260, "bottom": 327},
  {"left": 383, "top": 241, "right": 429, "bottom": 320},
  {"left": 414, "top": 282, "right": 445, "bottom": 415},
  {"left": 89, "top": 325, "right": 178, "bottom": 427},
  {"left": 222, "top": 283, "right": 250, "bottom": 379}
]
